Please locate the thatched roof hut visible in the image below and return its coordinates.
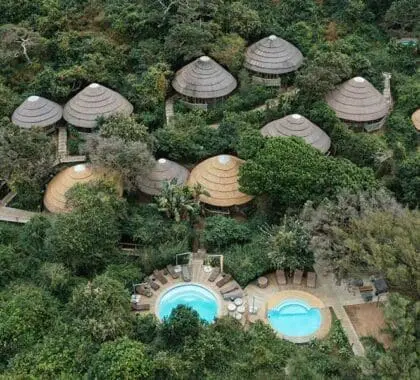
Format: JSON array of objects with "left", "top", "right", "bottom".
[
  {"left": 63, "top": 83, "right": 133, "bottom": 130},
  {"left": 139, "top": 158, "right": 189, "bottom": 196},
  {"left": 172, "top": 56, "right": 237, "bottom": 102},
  {"left": 244, "top": 35, "right": 303, "bottom": 75},
  {"left": 12, "top": 96, "right": 62, "bottom": 130},
  {"left": 43, "top": 164, "right": 123, "bottom": 213},
  {"left": 261, "top": 114, "right": 331, "bottom": 153},
  {"left": 326, "top": 77, "right": 388, "bottom": 123},
  {"left": 187, "top": 155, "right": 253, "bottom": 207},
  {"left": 412, "top": 109, "right": 420, "bottom": 132}
]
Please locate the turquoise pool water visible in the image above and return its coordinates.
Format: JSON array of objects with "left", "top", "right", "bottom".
[
  {"left": 267, "top": 299, "right": 322, "bottom": 337},
  {"left": 158, "top": 284, "right": 219, "bottom": 323}
]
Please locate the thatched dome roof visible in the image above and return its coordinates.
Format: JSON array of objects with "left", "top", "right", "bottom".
[
  {"left": 187, "top": 155, "right": 253, "bottom": 207},
  {"left": 43, "top": 164, "right": 123, "bottom": 213},
  {"left": 244, "top": 35, "right": 303, "bottom": 75},
  {"left": 12, "top": 96, "right": 62, "bottom": 129},
  {"left": 172, "top": 56, "right": 237, "bottom": 100},
  {"left": 139, "top": 158, "right": 190, "bottom": 196},
  {"left": 63, "top": 83, "right": 133, "bottom": 129},
  {"left": 261, "top": 114, "right": 331, "bottom": 153},
  {"left": 412, "top": 109, "right": 420, "bottom": 132},
  {"left": 326, "top": 77, "right": 388, "bottom": 122}
]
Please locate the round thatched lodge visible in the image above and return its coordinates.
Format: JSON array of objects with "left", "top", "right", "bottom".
[
  {"left": 139, "top": 158, "right": 189, "bottom": 196},
  {"left": 63, "top": 83, "right": 133, "bottom": 132},
  {"left": 187, "top": 155, "right": 253, "bottom": 209},
  {"left": 412, "top": 109, "right": 420, "bottom": 135},
  {"left": 261, "top": 114, "right": 331, "bottom": 154},
  {"left": 43, "top": 164, "right": 123, "bottom": 213},
  {"left": 12, "top": 96, "right": 62, "bottom": 132},
  {"left": 172, "top": 56, "right": 237, "bottom": 110},
  {"left": 244, "top": 35, "right": 303, "bottom": 86},
  {"left": 326, "top": 76, "right": 389, "bottom": 132}
]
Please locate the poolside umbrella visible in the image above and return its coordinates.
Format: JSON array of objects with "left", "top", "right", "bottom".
[
  {"left": 326, "top": 77, "right": 388, "bottom": 123},
  {"left": 244, "top": 35, "right": 303, "bottom": 75},
  {"left": 139, "top": 158, "right": 190, "bottom": 196},
  {"left": 12, "top": 96, "right": 62, "bottom": 129},
  {"left": 63, "top": 83, "right": 133, "bottom": 129},
  {"left": 187, "top": 155, "right": 253, "bottom": 207},
  {"left": 43, "top": 163, "right": 123, "bottom": 213},
  {"left": 261, "top": 114, "right": 331, "bottom": 154},
  {"left": 172, "top": 56, "right": 237, "bottom": 101},
  {"left": 412, "top": 109, "right": 420, "bottom": 132}
]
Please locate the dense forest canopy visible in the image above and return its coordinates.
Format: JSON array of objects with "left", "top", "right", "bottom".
[{"left": 0, "top": 0, "right": 419, "bottom": 379}]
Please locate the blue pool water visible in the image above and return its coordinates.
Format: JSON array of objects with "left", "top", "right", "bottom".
[
  {"left": 267, "top": 299, "right": 322, "bottom": 337},
  {"left": 158, "top": 284, "right": 219, "bottom": 322}
]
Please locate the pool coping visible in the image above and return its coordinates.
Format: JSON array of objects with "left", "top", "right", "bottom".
[
  {"left": 154, "top": 282, "right": 224, "bottom": 321},
  {"left": 265, "top": 290, "right": 332, "bottom": 343}
]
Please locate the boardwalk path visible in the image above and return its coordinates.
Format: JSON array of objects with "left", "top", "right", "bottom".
[{"left": 0, "top": 206, "right": 38, "bottom": 223}]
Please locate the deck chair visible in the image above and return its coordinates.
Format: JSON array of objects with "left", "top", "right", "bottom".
[
  {"left": 182, "top": 265, "right": 191, "bottom": 282},
  {"left": 153, "top": 269, "right": 168, "bottom": 285},
  {"left": 223, "top": 289, "right": 243, "bottom": 300},
  {"left": 135, "top": 284, "right": 153, "bottom": 298},
  {"left": 293, "top": 270, "right": 303, "bottom": 285},
  {"left": 307, "top": 272, "right": 317, "bottom": 288},
  {"left": 148, "top": 278, "right": 160, "bottom": 291},
  {"left": 208, "top": 267, "right": 220, "bottom": 282},
  {"left": 166, "top": 264, "right": 180, "bottom": 279},
  {"left": 220, "top": 282, "right": 239, "bottom": 295},
  {"left": 132, "top": 303, "right": 151, "bottom": 311},
  {"left": 276, "top": 270, "right": 287, "bottom": 286},
  {"left": 216, "top": 274, "right": 232, "bottom": 288}
]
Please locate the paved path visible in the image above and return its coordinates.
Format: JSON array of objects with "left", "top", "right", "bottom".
[{"left": 0, "top": 206, "right": 38, "bottom": 223}]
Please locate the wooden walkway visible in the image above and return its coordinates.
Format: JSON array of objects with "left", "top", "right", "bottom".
[
  {"left": 54, "top": 127, "right": 86, "bottom": 167},
  {"left": 0, "top": 206, "right": 38, "bottom": 223},
  {"left": 165, "top": 96, "right": 175, "bottom": 126}
]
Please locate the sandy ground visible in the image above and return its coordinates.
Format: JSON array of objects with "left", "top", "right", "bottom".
[{"left": 344, "top": 303, "right": 392, "bottom": 349}]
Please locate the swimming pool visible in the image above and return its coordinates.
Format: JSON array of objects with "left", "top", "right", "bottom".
[
  {"left": 267, "top": 299, "right": 322, "bottom": 337},
  {"left": 157, "top": 284, "right": 219, "bottom": 323}
]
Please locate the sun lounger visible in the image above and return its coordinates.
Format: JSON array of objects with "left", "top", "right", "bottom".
[
  {"left": 359, "top": 285, "right": 374, "bottom": 293},
  {"left": 148, "top": 278, "right": 160, "bottom": 291},
  {"left": 293, "top": 270, "right": 303, "bottom": 285},
  {"left": 223, "top": 289, "right": 243, "bottom": 300},
  {"left": 307, "top": 272, "right": 317, "bottom": 288},
  {"left": 153, "top": 269, "right": 168, "bottom": 285},
  {"left": 182, "top": 265, "right": 191, "bottom": 282},
  {"left": 166, "top": 264, "right": 180, "bottom": 279},
  {"left": 220, "top": 282, "right": 239, "bottom": 295},
  {"left": 276, "top": 270, "right": 287, "bottom": 286},
  {"left": 208, "top": 267, "right": 220, "bottom": 282},
  {"left": 132, "top": 303, "right": 151, "bottom": 311},
  {"left": 135, "top": 284, "right": 153, "bottom": 297},
  {"left": 216, "top": 274, "right": 232, "bottom": 288}
]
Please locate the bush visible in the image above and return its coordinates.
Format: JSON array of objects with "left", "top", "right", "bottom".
[{"left": 203, "top": 216, "right": 251, "bottom": 251}]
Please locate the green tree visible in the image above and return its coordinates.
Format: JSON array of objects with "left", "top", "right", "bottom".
[
  {"left": 0, "top": 79, "right": 20, "bottom": 118},
  {"left": 89, "top": 337, "right": 153, "bottom": 380},
  {"left": 209, "top": 33, "right": 246, "bottom": 74},
  {"left": 392, "top": 152, "right": 420, "bottom": 208},
  {"left": 384, "top": 0, "right": 420, "bottom": 35}
]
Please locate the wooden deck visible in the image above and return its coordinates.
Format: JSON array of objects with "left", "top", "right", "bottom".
[{"left": 0, "top": 206, "right": 38, "bottom": 223}]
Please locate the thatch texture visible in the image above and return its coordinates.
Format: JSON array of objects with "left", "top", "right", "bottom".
[
  {"left": 12, "top": 96, "right": 62, "bottom": 129},
  {"left": 261, "top": 114, "right": 331, "bottom": 153},
  {"left": 63, "top": 83, "right": 133, "bottom": 129},
  {"left": 244, "top": 35, "right": 303, "bottom": 75},
  {"left": 172, "top": 56, "right": 237, "bottom": 100},
  {"left": 187, "top": 155, "right": 253, "bottom": 207},
  {"left": 139, "top": 158, "right": 189, "bottom": 196},
  {"left": 43, "top": 164, "right": 123, "bottom": 213},
  {"left": 412, "top": 109, "right": 420, "bottom": 132},
  {"left": 326, "top": 77, "right": 388, "bottom": 122}
]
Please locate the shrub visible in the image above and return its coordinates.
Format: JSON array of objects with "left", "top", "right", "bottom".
[{"left": 203, "top": 216, "right": 251, "bottom": 251}]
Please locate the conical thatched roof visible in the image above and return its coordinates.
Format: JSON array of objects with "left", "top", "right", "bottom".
[
  {"left": 43, "top": 164, "right": 123, "bottom": 213},
  {"left": 172, "top": 56, "right": 237, "bottom": 100},
  {"left": 139, "top": 158, "right": 190, "bottom": 196},
  {"left": 63, "top": 83, "right": 133, "bottom": 129},
  {"left": 326, "top": 77, "right": 388, "bottom": 122},
  {"left": 187, "top": 155, "right": 253, "bottom": 207},
  {"left": 261, "top": 114, "right": 331, "bottom": 153},
  {"left": 12, "top": 96, "right": 62, "bottom": 129},
  {"left": 412, "top": 109, "right": 420, "bottom": 132},
  {"left": 244, "top": 35, "right": 303, "bottom": 75}
]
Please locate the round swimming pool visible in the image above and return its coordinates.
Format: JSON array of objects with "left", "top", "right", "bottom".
[
  {"left": 157, "top": 284, "right": 219, "bottom": 323},
  {"left": 267, "top": 299, "right": 322, "bottom": 337}
]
